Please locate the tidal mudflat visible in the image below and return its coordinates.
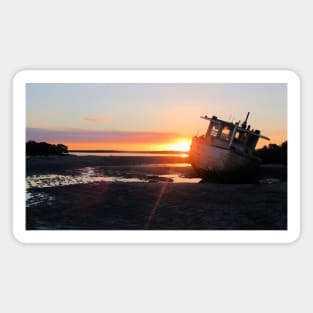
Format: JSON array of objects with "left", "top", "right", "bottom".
[{"left": 26, "top": 155, "right": 287, "bottom": 230}]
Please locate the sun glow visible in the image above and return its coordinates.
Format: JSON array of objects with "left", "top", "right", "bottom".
[{"left": 168, "top": 140, "right": 191, "bottom": 152}]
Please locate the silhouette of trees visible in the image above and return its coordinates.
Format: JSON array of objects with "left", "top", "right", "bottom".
[
  {"left": 26, "top": 141, "right": 68, "bottom": 156},
  {"left": 255, "top": 141, "right": 287, "bottom": 165}
]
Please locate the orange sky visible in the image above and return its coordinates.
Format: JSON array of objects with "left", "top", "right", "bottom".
[
  {"left": 49, "top": 140, "right": 190, "bottom": 151},
  {"left": 26, "top": 83, "right": 287, "bottom": 151},
  {"left": 47, "top": 133, "right": 282, "bottom": 151}
]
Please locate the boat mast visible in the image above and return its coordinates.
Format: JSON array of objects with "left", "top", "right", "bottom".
[{"left": 241, "top": 112, "right": 250, "bottom": 129}]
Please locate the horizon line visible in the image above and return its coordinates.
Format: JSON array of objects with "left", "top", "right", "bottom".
[{"left": 68, "top": 149, "right": 190, "bottom": 153}]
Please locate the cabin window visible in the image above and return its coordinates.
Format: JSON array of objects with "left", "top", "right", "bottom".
[
  {"left": 235, "top": 131, "right": 247, "bottom": 142},
  {"left": 220, "top": 126, "right": 231, "bottom": 141},
  {"left": 209, "top": 124, "right": 220, "bottom": 137}
]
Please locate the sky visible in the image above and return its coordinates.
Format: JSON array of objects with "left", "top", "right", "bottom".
[{"left": 26, "top": 83, "right": 287, "bottom": 151}]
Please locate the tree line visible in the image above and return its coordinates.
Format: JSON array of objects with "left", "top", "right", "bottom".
[
  {"left": 255, "top": 141, "right": 287, "bottom": 165},
  {"left": 26, "top": 141, "right": 68, "bottom": 156}
]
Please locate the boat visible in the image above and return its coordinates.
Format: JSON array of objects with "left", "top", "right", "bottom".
[{"left": 189, "top": 112, "right": 270, "bottom": 179}]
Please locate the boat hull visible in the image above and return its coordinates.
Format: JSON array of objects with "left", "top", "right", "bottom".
[{"left": 189, "top": 137, "right": 259, "bottom": 179}]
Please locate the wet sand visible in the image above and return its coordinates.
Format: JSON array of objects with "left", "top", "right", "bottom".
[{"left": 26, "top": 155, "right": 287, "bottom": 230}]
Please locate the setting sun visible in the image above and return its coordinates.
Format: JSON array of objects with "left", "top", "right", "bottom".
[{"left": 168, "top": 141, "right": 191, "bottom": 152}]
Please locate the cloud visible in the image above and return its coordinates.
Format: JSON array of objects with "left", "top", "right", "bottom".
[
  {"left": 83, "top": 115, "right": 110, "bottom": 122},
  {"left": 26, "top": 128, "right": 183, "bottom": 144}
]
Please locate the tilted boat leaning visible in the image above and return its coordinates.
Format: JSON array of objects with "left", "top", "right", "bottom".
[{"left": 189, "top": 112, "right": 270, "bottom": 178}]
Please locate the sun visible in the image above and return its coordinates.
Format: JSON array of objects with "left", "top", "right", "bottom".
[{"left": 168, "top": 140, "right": 191, "bottom": 152}]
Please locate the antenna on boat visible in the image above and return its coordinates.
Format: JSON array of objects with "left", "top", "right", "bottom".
[{"left": 241, "top": 112, "right": 250, "bottom": 129}]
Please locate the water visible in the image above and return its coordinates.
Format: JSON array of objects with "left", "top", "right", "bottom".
[
  {"left": 71, "top": 151, "right": 189, "bottom": 158},
  {"left": 158, "top": 174, "right": 202, "bottom": 183},
  {"left": 258, "top": 177, "right": 281, "bottom": 184},
  {"left": 26, "top": 164, "right": 201, "bottom": 191},
  {"left": 135, "top": 163, "right": 191, "bottom": 168},
  {"left": 26, "top": 161, "right": 279, "bottom": 191}
]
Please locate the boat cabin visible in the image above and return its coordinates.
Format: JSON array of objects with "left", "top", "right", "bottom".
[{"left": 201, "top": 113, "right": 269, "bottom": 156}]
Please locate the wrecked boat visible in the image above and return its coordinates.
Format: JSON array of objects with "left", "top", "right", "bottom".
[{"left": 189, "top": 112, "right": 270, "bottom": 178}]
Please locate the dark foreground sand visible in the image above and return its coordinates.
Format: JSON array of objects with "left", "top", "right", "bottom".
[{"left": 26, "top": 155, "right": 287, "bottom": 230}]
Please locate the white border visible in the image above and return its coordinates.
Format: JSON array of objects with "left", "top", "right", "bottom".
[{"left": 13, "top": 70, "right": 300, "bottom": 243}]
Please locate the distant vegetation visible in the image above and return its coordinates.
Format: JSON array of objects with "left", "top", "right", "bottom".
[
  {"left": 255, "top": 141, "right": 287, "bottom": 165},
  {"left": 26, "top": 141, "right": 68, "bottom": 156}
]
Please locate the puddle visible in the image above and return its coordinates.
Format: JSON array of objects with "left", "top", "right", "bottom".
[
  {"left": 134, "top": 163, "right": 191, "bottom": 168},
  {"left": 158, "top": 174, "right": 202, "bottom": 183},
  {"left": 26, "top": 173, "right": 149, "bottom": 189},
  {"left": 258, "top": 177, "right": 281, "bottom": 184},
  {"left": 26, "top": 165, "right": 200, "bottom": 190},
  {"left": 26, "top": 191, "right": 55, "bottom": 207},
  {"left": 27, "top": 165, "right": 282, "bottom": 189}
]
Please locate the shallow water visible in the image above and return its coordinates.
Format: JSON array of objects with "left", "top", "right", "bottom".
[
  {"left": 26, "top": 164, "right": 201, "bottom": 191},
  {"left": 135, "top": 163, "right": 191, "bottom": 167},
  {"left": 26, "top": 190, "right": 55, "bottom": 208},
  {"left": 158, "top": 174, "right": 202, "bottom": 183},
  {"left": 71, "top": 152, "right": 189, "bottom": 157},
  {"left": 26, "top": 162, "right": 281, "bottom": 191},
  {"left": 258, "top": 177, "right": 281, "bottom": 184}
]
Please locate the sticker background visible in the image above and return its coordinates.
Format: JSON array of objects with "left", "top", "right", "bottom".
[{"left": 2, "top": 1, "right": 312, "bottom": 312}]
